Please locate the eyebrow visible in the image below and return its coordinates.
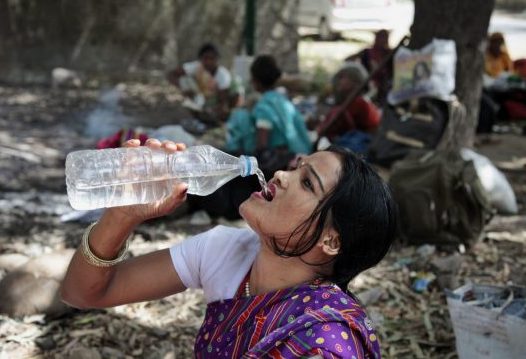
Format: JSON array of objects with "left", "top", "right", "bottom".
[{"left": 302, "top": 162, "right": 325, "bottom": 193}]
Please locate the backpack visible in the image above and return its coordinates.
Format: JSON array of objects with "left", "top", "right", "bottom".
[
  {"left": 368, "top": 97, "right": 448, "bottom": 167},
  {"left": 388, "top": 150, "right": 493, "bottom": 247}
]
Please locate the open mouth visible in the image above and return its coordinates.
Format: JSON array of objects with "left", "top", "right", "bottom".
[{"left": 262, "top": 183, "right": 276, "bottom": 202}]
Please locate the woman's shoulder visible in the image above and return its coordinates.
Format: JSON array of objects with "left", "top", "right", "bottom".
[
  {"left": 263, "top": 286, "right": 379, "bottom": 357},
  {"left": 310, "top": 284, "right": 367, "bottom": 314},
  {"left": 203, "top": 225, "right": 258, "bottom": 244},
  {"left": 284, "top": 284, "right": 368, "bottom": 326},
  {"left": 256, "top": 90, "right": 289, "bottom": 106},
  {"left": 297, "top": 285, "right": 373, "bottom": 334},
  {"left": 181, "top": 225, "right": 258, "bottom": 259},
  {"left": 254, "top": 91, "right": 297, "bottom": 120},
  {"left": 301, "top": 286, "right": 380, "bottom": 356}
]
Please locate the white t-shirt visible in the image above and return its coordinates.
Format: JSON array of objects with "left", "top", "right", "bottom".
[
  {"left": 169, "top": 225, "right": 260, "bottom": 303},
  {"left": 182, "top": 61, "right": 232, "bottom": 90}
]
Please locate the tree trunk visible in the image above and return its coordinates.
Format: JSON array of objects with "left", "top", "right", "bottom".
[
  {"left": 256, "top": 0, "right": 300, "bottom": 73},
  {"left": 0, "top": 0, "right": 300, "bottom": 81},
  {"left": 0, "top": 0, "right": 10, "bottom": 58},
  {"left": 173, "top": 0, "right": 245, "bottom": 66},
  {"left": 409, "top": 0, "right": 495, "bottom": 148},
  {"left": 174, "top": 0, "right": 299, "bottom": 73}
]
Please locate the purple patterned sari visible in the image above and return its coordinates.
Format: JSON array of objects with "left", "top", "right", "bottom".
[{"left": 194, "top": 275, "right": 381, "bottom": 358}]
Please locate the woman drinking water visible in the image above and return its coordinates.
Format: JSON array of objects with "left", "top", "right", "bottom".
[{"left": 61, "top": 138, "right": 397, "bottom": 358}]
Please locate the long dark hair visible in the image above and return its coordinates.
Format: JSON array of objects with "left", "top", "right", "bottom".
[{"left": 270, "top": 146, "right": 398, "bottom": 291}]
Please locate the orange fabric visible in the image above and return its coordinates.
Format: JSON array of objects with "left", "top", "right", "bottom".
[{"left": 485, "top": 51, "right": 514, "bottom": 78}]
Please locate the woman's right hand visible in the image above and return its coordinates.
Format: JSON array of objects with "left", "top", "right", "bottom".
[
  {"left": 105, "top": 138, "right": 189, "bottom": 225},
  {"left": 61, "top": 139, "right": 189, "bottom": 310}
]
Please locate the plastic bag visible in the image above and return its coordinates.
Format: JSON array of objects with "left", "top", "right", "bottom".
[
  {"left": 460, "top": 148, "right": 518, "bottom": 214},
  {"left": 388, "top": 39, "right": 457, "bottom": 105},
  {"left": 447, "top": 283, "right": 526, "bottom": 359}
]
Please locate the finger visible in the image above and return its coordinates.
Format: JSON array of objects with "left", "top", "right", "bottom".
[
  {"left": 123, "top": 139, "right": 140, "bottom": 148},
  {"left": 175, "top": 143, "right": 187, "bottom": 151},
  {"left": 175, "top": 182, "right": 188, "bottom": 200},
  {"left": 161, "top": 140, "right": 178, "bottom": 153},
  {"left": 168, "top": 182, "right": 188, "bottom": 204},
  {"left": 145, "top": 138, "right": 162, "bottom": 149}
]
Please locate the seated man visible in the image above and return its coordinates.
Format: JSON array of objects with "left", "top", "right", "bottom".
[
  {"left": 168, "top": 43, "right": 232, "bottom": 122},
  {"left": 317, "top": 64, "right": 381, "bottom": 154}
]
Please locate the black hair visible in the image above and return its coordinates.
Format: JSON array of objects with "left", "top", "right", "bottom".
[
  {"left": 250, "top": 55, "right": 282, "bottom": 90},
  {"left": 198, "top": 43, "right": 219, "bottom": 58},
  {"left": 271, "top": 146, "right": 398, "bottom": 291}
]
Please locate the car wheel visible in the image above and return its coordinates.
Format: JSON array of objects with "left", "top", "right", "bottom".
[{"left": 318, "top": 18, "right": 334, "bottom": 41}]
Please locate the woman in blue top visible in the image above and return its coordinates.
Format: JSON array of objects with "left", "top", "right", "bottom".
[
  {"left": 226, "top": 55, "right": 312, "bottom": 161},
  {"left": 193, "top": 56, "right": 312, "bottom": 219},
  {"left": 251, "top": 55, "right": 312, "bottom": 155}
]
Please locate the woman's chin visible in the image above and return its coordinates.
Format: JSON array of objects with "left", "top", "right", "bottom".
[
  {"left": 238, "top": 200, "right": 249, "bottom": 220},
  {"left": 239, "top": 196, "right": 260, "bottom": 220},
  {"left": 239, "top": 203, "right": 264, "bottom": 234},
  {"left": 239, "top": 210, "right": 255, "bottom": 228}
]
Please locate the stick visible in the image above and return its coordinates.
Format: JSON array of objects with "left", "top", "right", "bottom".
[
  {"left": 386, "top": 130, "right": 425, "bottom": 148},
  {"left": 315, "top": 35, "right": 410, "bottom": 148}
]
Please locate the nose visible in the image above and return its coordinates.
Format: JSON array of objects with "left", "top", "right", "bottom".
[{"left": 273, "top": 170, "right": 289, "bottom": 189}]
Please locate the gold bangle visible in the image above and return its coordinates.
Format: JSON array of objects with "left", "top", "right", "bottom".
[{"left": 81, "top": 222, "right": 130, "bottom": 267}]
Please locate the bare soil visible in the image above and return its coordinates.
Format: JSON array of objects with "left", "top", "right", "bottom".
[{"left": 0, "top": 84, "right": 524, "bottom": 358}]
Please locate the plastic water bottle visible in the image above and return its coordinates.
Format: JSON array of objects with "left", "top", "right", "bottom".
[{"left": 66, "top": 145, "right": 259, "bottom": 210}]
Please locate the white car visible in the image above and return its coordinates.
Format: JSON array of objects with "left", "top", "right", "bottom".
[{"left": 298, "top": 0, "right": 401, "bottom": 39}]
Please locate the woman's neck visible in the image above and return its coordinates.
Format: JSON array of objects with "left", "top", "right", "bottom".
[{"left": 248, "top": 241, "right": 319, "bottom": 296}]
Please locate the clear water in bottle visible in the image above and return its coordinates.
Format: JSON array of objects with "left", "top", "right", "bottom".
[{"left": 66, "top": 145, "right": 259, "bottom": 210}]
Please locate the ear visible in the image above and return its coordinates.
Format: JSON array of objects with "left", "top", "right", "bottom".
[{"left": 319, "top": 230, "right": 340, "bottom": 257}]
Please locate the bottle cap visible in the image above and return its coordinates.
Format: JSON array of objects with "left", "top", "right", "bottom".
[{"left": 240, "top": 156, "right": 258, "bottom": 177}]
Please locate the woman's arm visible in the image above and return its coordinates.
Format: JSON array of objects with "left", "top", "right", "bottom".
[
  {"left": 61, "top": 211, "right": 186, "bottom": 309},
  {"left": 61, "top": 139, "right": 188, "bottom": 309}
]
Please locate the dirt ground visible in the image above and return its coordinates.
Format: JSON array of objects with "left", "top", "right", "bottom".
[{"left": 0, "top": 84, "right": 525, "bottom": 358}]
